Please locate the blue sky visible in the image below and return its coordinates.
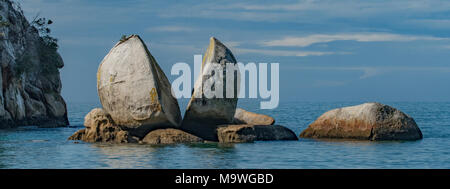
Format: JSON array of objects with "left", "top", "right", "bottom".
[{"left": 19, "top": 0, "right": 450, "bottom": 102}]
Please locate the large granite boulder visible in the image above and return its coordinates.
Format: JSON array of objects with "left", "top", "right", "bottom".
[
  {"left": 97, "top": 35, "right": 182, "bottom": 138},
  {"left": 181, "top": 37, "right": 239, "bottom": 141},
  {"left": 0, "top": 0, "right": 68, "bottom": 128},
  {"left": 233, "top": 108, "right": 275, "bottom": 125},
  {"left": 68, "top": 108, "right": 138, "bottom": 143},
  {"left": 217, "top": 125, "right": 298, "bottom": 143},
  {"left": 300, "top": 102, "right": 423, "bottom": 141},
  {"left": 141, "top": 128, "right": 203, "bottom": 144}
]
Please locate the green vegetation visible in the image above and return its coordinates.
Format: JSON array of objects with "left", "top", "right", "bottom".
[
  {"left": 31, "top": 17, "right": 58, "bottom": 50},
  {"left": 6, "top": 1, "right": 61, "bottom": 75},
  {"left": 120, "top": 35, "right": 127, "bottom": 42}
]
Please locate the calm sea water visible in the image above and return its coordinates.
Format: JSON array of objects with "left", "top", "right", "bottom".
[{"left": 0, "top": 100, "right": 449, "bottom": 169}]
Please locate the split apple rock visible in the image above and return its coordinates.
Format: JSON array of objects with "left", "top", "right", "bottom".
[
  {"left": 97, "top": 35, "right": 182, "bottom": 138},
  {"left": 181, "top": 37, "right": 240, "bottom": 141}
]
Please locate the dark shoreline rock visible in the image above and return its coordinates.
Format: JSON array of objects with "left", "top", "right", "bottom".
[
  {"left": 300, "top": 102, "right": 423, "bottom": 141},
  {"left": 0, "top": 0, "right": 69, "bottom": 129},
  {"left": 217, "top": 125, "right": 298, "bottom": 143}
]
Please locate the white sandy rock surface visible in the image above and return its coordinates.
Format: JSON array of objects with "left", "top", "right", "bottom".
[
  {"left": 97, "top": 35, "right": 181, "bottom": 138},
  {"left": 181, "top": 37, "right": 239, "bottom": 141}
]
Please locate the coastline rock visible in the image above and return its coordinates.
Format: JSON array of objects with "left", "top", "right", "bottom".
[
  {"left": 0, "top": 0, "right": 68, "bottom": 128},
  {"left": 97, "top": 35, "right": 182, "bottom": 138},
  {"left": 300, "top": 102, "right": 423, "bottom": 141},
  {"left": 181, "top": 37, "right": 239, "bottom": 141},
  {"left": 68, "top": 108, "right": 138, "bottom": 143},
  {"left": 141, "top": 128, "right": 203, "bottom": 144},
  {"left": 233, "top": 108, "right": 275, "bottom": 125},
  {"left": 217, "top": 125, "right": 298, "bottom": 143}
]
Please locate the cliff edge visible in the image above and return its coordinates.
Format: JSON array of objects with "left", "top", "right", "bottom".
[{"left": 0, "top": 0, "right": 68, "bottom": 128}]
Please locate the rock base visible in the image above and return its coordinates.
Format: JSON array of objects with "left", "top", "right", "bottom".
[
  {"left": 142, "top": 129, "right": 203, "bottom": 144},
  {"left": 217, "top": 125, "right": 298, "bottom": 143},
  {"left": 69, "top": 108, "right": 296, "bottom": 144}
]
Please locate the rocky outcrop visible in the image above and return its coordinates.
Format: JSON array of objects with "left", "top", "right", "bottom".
[
  {"left": 217, "top": 125, "right": 298, "bottom": 143},
  {"left": 68, "top": 108, "right": 138, "bottom": 143},
  {"left": 181, "top": 37, "right": 239, "bottom": 141},
  {"left": 97, "top": 35, "right": 182, "bottom": 138},
  {"left": 0, "top": 1, "right": 68, "bottom": 128},
  {"left": 233, "top": 108, "right": 275, "bottom": 125},
  {"left": 69, "top": 36, "right": 294, "bottom": 144},
  {"left": 141, "top": 128, "right": 203, "bottom": 144},
  {"left": 300, "top": 102, "right": 423, "bottom": 141},
  {"left": 69, "top": 108, "right": 202, "bottom": 144}
]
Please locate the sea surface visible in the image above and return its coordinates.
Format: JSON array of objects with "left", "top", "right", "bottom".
[{"left": 0, "top": 100, "right": 449, "bottom": 169}]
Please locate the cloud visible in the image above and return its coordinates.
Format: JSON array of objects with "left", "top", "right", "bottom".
[
  {"left": 147, "top": 26, "right": 196, "bottom": 32},
  {"left": 234, "top": 48, "right": 338, "bottom": 57},
  {"left": 408, "top": 19, "right": 450, "bottom": 29},
  {"left": 313, "top": 80, "right": 347, "bottom": 87},
  {"left": 224, "top": 41, "right": 241, "bottom": 48},
  {"left": 157, "top": 0, "right": 450, "bottom": 24},
  {"left": 285, "top": 66, "right": 450, "bottom": 79},
  {"left": 262, "top": 33, "right": 447, "bottom": 47}
]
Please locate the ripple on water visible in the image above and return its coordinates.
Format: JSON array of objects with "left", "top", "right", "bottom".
[{"left": 0, "top": 101, "right": 449, "bottom": 168}]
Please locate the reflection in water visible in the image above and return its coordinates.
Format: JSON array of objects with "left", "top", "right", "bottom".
[
  {"left": 90, "top": 142, "right": 239, "bottom": 169},
  {"left": 185, "top": 143, "right": 238, "bottom": 168},
  {"left": 0, "top": 143, "right": 5, "bottom": 168},
  {"left": 92, "top": 143, "right": 157, "bottom": 168}
]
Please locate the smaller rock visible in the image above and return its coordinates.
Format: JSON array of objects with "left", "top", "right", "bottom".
[
  {"left": 233, "top": 108, "right": 275, "bottom": 125},
  {"left": 217, "top": 125, "right": 298, "bottom": 143},
  {"left": 300, "top": 102, "right": 423, "bottom": 141},
  {"left": 68, "top": 108, "right": 138, "bottom": 143},
  {"left": 141, "top": 128, "right": 203, "bottom": 144}
]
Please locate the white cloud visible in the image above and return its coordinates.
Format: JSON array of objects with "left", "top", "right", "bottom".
[
  {"left": 285, "top": 66, "right": 450, "bottom": 79},
  {"left": 234, "top": 48, "right": 337, "bottom": 57},
  {"left": 262, "top": 33, "right": 447, "bottom": 47},
  {"left": 147, "top": 26, "right": 196, "bottom": 32},
  {"left": 224, "top": 41, "right": 241, "bottom": 48},
  {"left": 408, "top": 19, "right": 450, "bottom": 29},
  {"left": 158, "top": 0, "right": 450, "bottom": 23}
]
